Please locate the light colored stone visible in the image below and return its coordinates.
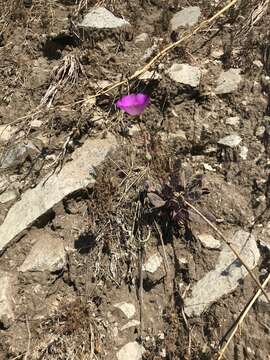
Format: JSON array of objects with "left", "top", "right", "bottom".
[
  {"left": 0, "top": 272, "right": 15, "bottom": 328},
  {"left": 239, "top": 146, "right": 248, "bottom": 160},
  {"left": 168, "top": 63, "right": 201, "bottom": 87},
  {"left": 120, "top": 319, "right": 140, "bottom": 331},
  {"left": 114, "top": 302, "right": 136, "bottom": 319},
  {"left": 0, "top": 134, "right": 117, "bottom": 254},
  {"left": 215, "top": 68, "right": 242, "bottom": 94},
  {"left": 256, "top": 126, "right": 265, "bottom": 138},
  {"left": 79, "top": 7, "right": 130, "bottom": 29},
  {"left": 135, "top": 33, "right": 150, "bottom": 48},
  {"left": 253, "top": 60, "right": 263, "bottom": 68},
  {"left": 197, "top": 233, "right": 221, "bottom": 250},
  {"left": 0, "top": 125, "right": 17, "bottom": 143},
  {"left": 19, "top": 231, "right": 66, "bottom": 272},
  {"left": 0, "top": 189, "right": 17, "bottom": 204},
  {"left": 218, "top": 134, "right": 242, "bottom": 148},
  {"left": 185, "top": 230, "right": 260, "bottom": 317},
  {"left": 30, "top": 119, "right": 43, "bottom": 129},
  {"left": 127, "top": 124, "right": 141, "bottom": 137},
  {"left": 170, "top": 7, "right": 201, "bottom": 31},
  {"left": 225, "top": 116, "right": 240, "bottom": 127},
  {"left": 143, "top": 253, "right": 163, "bottom": 273},
  {"left": 117, "top": 342, "right": 145, "bottom": 360}
]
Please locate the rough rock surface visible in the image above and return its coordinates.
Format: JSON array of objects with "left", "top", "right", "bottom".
[
  {"left": 117, "top": 341, "right": 145, "bottom": 360},
  {"left": 0, "top": 272, "right": 16, "bottom": 328},
  {"left": 185, "top": 230, "right": 260, "bottom": 317},
  {"left": 114, "top": 302, "right": 136, "bottom": 319},
  {"left": 0, "top": 134, "right": 117, "bottom": 254},
  {"left": 143, "top": 254, "right": 163, "bottom": 273},
  {"left": 19, "top": 230, "right": 66, "bottom": 272},
  {"left": 79, "top": 7, "right": 130, "bottom": 29},
  {"left": 215, "top": 68, "right": 242, "bottom": 94},
  {"left": 197, "top": 233, "right": 221, "bottom": 250},
  {"left": 170, "top": 7, "right": 201, "bottom": 31},
  {"left": 218, "top": 134, "right": 242, "bottom": 148},
  {"left": 167, "top": 63, "right": 201, "bottom": 87}
]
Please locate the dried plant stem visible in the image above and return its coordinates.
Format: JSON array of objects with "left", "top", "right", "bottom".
[
  {"left": 217, "top": 273, "right": 270, "bottom": 360},
  {"left": 183, "top": 199, "right": 270, "bottom": 303}
]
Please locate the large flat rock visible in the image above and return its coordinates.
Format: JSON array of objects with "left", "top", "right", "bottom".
[
  {"left": 0, "top": 134, "right": 117, "bottom": 254},
  {"left": 185, "top": 230, "right": 260, "bottom": 317}
]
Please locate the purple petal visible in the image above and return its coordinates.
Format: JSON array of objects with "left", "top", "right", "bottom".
[{"left": 116, "top": 93, "right": 150, "bottom": 116}]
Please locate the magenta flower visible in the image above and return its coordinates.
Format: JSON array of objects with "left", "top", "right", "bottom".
[{"left": 116, "top": 93, "right": 150, "bottom": 116}]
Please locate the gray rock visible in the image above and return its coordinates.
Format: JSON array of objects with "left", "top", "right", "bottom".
[
  {"left": 215, "top": 68, "right": 242, "bottom": 94},
  {"left": 170, "top": 7, "right": 201, "bottom": 31},
  {"left": 19, "top": 231, "right": 66, "bottom": 272},
  {"left": 117, "top": 342, "right": 145, "bottom": 360},
  {"left": 0, "top": 272, "right": 16, "bottom": 328},
  {"left": 185, "top": 230, "right": 260, "bottom": 317},
  {"left": 239, "top": 146, "right": 248, "bottom": 160},
  {"left": 120, "top": 319, "right": 140, "bottom": 331},
  {"left": 143, "top": 254, "right": 163, "bottom": 273},
  {"left": 30, "top": 119, "right": 43, "bottom": 129},
  {"left": 167, "top": 63, "right": 201, "bottom": 87},
  {"left": 114, "top": 302, "right": 136, "bottom": 319},
  {"left": 0, "top": 141, "right": 41, "bottom": 169},
  {"left": 135, "top": 33, "right": 150, "bottom": 48},
  {"left": 0, "top": 189, "right": 17, "bottom": 204},
  {"left": 79, "top": 7, "right": 130, "bottom": 29},
  {"left": 218, "top": 134, "right": 242, "bottom": 148},
  {"left": 0, "top": 125, "right": 17, "bottom": 143},
  {"left": 0, "top": 134, "right": 117, "bottom": 254},
  {"left": 197, "top": 233, "right": 221, "bottom": 250},
  {"left": 139, "top": 70, "right": 161, "bottom": 80},
  {"left": 225, "top": 116, "right": 240, "bottom": 127}
]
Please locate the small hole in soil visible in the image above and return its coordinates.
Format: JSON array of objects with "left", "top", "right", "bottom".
[
  {"left": 74, "top": 232, "right": 96, "bottom": 254},
  {"left": 42, "top": 34, "right": 78, "bottom": 60}
]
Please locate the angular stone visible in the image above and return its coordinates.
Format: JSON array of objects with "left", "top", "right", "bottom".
[
  {"left": 0, "top": 272, "right": 16, "bottom": 328},
  {"left": 19, "top": 231, "right": 66, "bottom": 272},
  {"left": 0, "top": 141, "right": 41, "bottom": 169},
  {"left": 170, "top": 7, "right": 201, "bottom": 31},
  {"left": 225, "top": 116, "right": 240, "bottom": 127},
  {"left": 168, "top": 63, "right": 201, "bottom": 87},
  {"left": 135, "top": 33, "right": 150, "bottom": 48},
  {"left": 117, "top": 342, "right": 145, "bottom": 360},
  {"left": 0, "top": 125, "right": 17, "bottom": 143},
  {"left": 79, "top": 7, "right": 130, "bottom": 29},
  {"left": 215, "top": 68, "right": 242, "bottom": 94},
  {"left": 139, "top": 70, "right": 161, "bottom": 80},
  {"left": 143, "top": 254, "right": 163, "bottom": 273},
  {"left": 0, "top": 189, "right": 17, "bottom": 204},
  {"left": 0, "top": 134, "right": 117, "bottom": 254},
  {"left": 239, "top": 146, "right": 248, "bottom": 160},
  {"left": 218, "top": 134, "right": 242, "bottom": 148},
  {"left": 197, "top": 233, "right": 221, "bottom": 250},
  {"left": 185, "top": 230, "right": 260, "bottom": 317},
  {"left": 114, "top": 302, "right": 136, "bottom": 319}
]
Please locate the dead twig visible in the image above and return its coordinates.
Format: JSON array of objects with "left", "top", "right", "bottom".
[
  {"left": 217, "top": 273, "right": 270, "bottom": 360},
  {"left": 183, "top": 198, "right": 270, "bottom": 303},
  {"left": 24, "top": 315, "right": 31, "bottom": 360}
]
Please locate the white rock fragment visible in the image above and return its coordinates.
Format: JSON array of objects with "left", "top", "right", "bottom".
[
  {"left": 253, "top": 60, "right": 263, "bottom": 68},
  {"left": 239, "top": 146, "right": 248, "bottom": 160},
  {"left": 197, "top": 233, "right": 221, "bottom": 250},
  {"left": 135, "top": 33, "right": 150, "bottom": 48},
  {"left": 19, "top": 231, "right": 66, "bottom": 272},
  {"left": 170, "top": 7, "right": 201, "bottom": 31},
  {"left": 30, "top": 119, "right": 43, "bottom": 129},
  {"left": 120, "top": 319, "right": 140, "bottom": 331},
  {"left": 215, "top": 68, "right": 242, "bottom": 94},
  {"left": 256, "top": 126, "right": 265, "bottom": 138},
  {"left": 0, "top": 190, "right": 17, "bottom": 204},
  {"left": 79, "top": 7, "right": 130, "bottom": 29},
  {"left": 114, "top": 302, "right": 136, "bottom": 319},
  {"left": 168, "top": 63, "right": 201, "bottom": 87},
  {"left": 0, "top": 134, "right": 117, "bottom": 253},
  {"left": 185, "top": 230, "right": 260, "bottom": 317},
  {"left": 0, "top": 272, "right": 16, "bottom": 328},
  {"left": 218, "top": 134, "right": 242, "bottom": 148},
  {"left": 143, "top": 253, "right": 163, "bottom": 273},
  {"left": 117, "top": 342, "right": 145, "bottom": 360},
  {"left": 225, "top": 116, "right": 240, "bottom": 127},
  {"left": 0, "top": 125, "right": 17, "bottom": 143}
]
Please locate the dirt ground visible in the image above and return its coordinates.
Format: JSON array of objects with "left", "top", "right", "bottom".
[{"left": 0, "top": 0, "right": 270, "bottom": 359}]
